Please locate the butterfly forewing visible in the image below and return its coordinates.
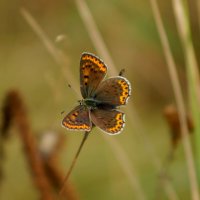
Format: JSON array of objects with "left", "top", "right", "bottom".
[
  {"left": 80, "top": 53, "right": 107, "bottom": 99},
  {"left": 62, "top": 105, "right": 92, "bottom": 131},
  {"left": 94, "top": 76, "right": 131, "bottom": 106},
  {"left": 91, "top": 109, "right": 125, "bottom": 135}
]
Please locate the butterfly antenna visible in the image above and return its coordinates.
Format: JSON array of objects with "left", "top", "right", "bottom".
[
  {"left": 119, "top": 68, "right": 125, "bottom": 77},
  {"left": 61, "top": 100, "right": 83, "bottom": 117},
  {"left": 59, "top": 83, "right": 81, "bottom": 115},
  {"left": 67, "top": 83, "right": 80, "bottom": 99},
  {"left": 60, "top": 111, "right": 65, "bottom": 115},
  {"left": 58, "top": 131, "right": 90, "bottom": 197}
]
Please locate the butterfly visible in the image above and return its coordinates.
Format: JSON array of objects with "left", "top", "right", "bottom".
[{"left": 62, "top": 52, "right": 131, "bottom": 135}]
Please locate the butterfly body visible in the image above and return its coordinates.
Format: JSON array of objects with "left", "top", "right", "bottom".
[
  {"left": 83, "top": 98, "right": 101, "bottom": 108},
  {"left": 62, "top": 53, "right": 131, "bottom": 135}
]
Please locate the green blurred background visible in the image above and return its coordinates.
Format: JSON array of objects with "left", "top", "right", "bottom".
[{"left": 0, "top": 0, "right": 200, "bottom": 199}]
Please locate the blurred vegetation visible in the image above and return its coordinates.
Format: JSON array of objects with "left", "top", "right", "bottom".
[{"left": 0, "top": 0, "right": 200, "bottom": 200}]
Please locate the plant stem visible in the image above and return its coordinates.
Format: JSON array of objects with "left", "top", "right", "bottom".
[
  {"left": 59, "top": 131, "right": 90, "bottom": 197},
  {"left": 150, "top": 0, "right": 200, "bottom": 199},
  {"left": 172, "top": 0, "right": 200, "bottom": 184}
]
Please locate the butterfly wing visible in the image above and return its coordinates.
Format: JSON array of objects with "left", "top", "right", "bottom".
[
  {"left": 62, "top": 105, "right": 92, "bottom": 131},
  {"left": 94, "top": 76, "right": 131, "bottom": 106},
  {"left": 91, "top": 109, "right": 125, "bottom": 135},
  {"left": 80, "top": 52, "right": 107, "bottom": 99}
]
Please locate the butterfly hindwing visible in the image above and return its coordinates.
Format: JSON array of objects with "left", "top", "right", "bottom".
[
  {"left": 62, "top": 105, "right": 92, "bottom": 131},
  {"left": 80, "top": 52, "right": 107, "bottom": 99},
  {"left": 90, "top": 109, "right": 125, "bottom": 135},
  {"left": 94, "top": 76, "right": 131, "bottom": 106}
]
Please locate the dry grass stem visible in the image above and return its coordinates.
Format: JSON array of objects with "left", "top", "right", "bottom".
[
  {"left": 164, "top": 182, "right": 180, "bottom": 200},
  {"left": 149, "top": 0, "right": 200, "bottom": 199},
  {"left": 2, "top": 90, "right": 54, "bottom": 200},
  {"left": 46, "top": 156, "right": 79, "bottom": 200},
  {"left": 172, "top": 0, "right": 200, "bottom": 104},
  {"left": 59, "top": 131, "right": 90, "bottom": 197},
  {"left": 103, "top": 135, "right": 147, "bottom": 200},
  {"left": 20, "top": 8, "right": 80, "bottom": 97},
  {"left": 130, "top": 111, "right": 179, "bottom": 200},
  {"left": 39, "top": 131, "right": 79, "bottom": 200},
  {"left": 75, "top": 0, "right": 118, "bottom": 76}
]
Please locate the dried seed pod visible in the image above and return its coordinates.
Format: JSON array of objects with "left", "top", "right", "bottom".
[{"left": 164, "top": 104, "right": 194, "bottom": 148}]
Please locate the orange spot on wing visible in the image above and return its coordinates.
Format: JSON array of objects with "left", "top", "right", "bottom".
[
  {"left": 117, "top": 80, "right": 130, "bottom": 105},
  {"left": 63, "top": 120, "right": 90, "bottom": 130},
  {"left": 107, "top": 113, "right": 125, "bottom": 133},
  {"left": 82, "top": 55, "right": 107, "bottom": 73}
]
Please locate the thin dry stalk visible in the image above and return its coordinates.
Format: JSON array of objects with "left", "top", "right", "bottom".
[
  {"left": 20, "top": 8, "right": 80, "bottom": 98},
  {"left": 46, "top": 156, "right": 79, "bottom": 200},
  {"left": 155, "top": 154, "right": 177, "bottom": 200},
  {"left": 73, "top": 0, "right": 114, "bottom": 76},
  {"left": 149, "top": 0, "right": 200, "bottom": 199},
  {"left": 157, "top": 105, "right": 194, "bottom": 200},
  {"left": 172, "top": 0, "right": 200, "bottom": 103},
  {"left": 172, "top": 0, "right": 200, "bottom": 187},
  {"left": 129, "top": 112, "right": 180, "bottom": 200},
  {"left": 40, "top": 132, "right": 79, "bottom": 200},
  {"left": 75, "top": 0, "right": 118, "bottom": 76},
  {"left": 75, "top": 1, "right": 179, "bottom": 199},
  {"left": 163, "top": 182, "right": 180, "bottom": 200},
  {"left": 59, "top": 131, "right": 90, "bottom": 196},
  {"left": 3, "top": 90, "right": 54, "bottom": 200},
  {"left": 103, "top": 135, "right": 147, "bottom": 200}
]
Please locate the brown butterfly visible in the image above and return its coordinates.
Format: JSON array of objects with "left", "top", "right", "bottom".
[{"left": 62, "top": 53, "right": 131, "bottom": 135}]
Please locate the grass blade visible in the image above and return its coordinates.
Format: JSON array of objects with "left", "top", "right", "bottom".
[
  {"left": 172, "top": 0, "right": 200, "bottom": 182},
  {"left": 20, "top": 8, "right": 80, "bottom": 98},
  {"left": 149, "top": 0, "right": 200, "bottom": 199}
]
